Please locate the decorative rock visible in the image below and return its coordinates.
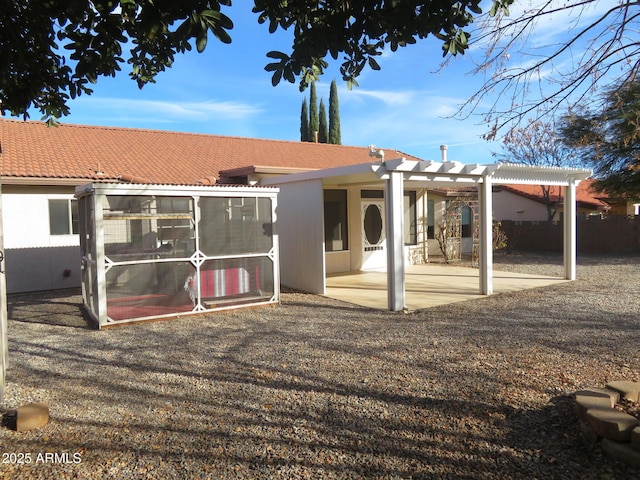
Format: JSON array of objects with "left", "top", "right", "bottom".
[
  {"left": 632, "top": 426, "right": 640, "bottom": 451},
  {"left": 574, "top": 388, "right": 619, "bottom": 420},
  {"left": 606, "top": 381, "right": 640, "bottom": 403},
  {"left": 602, "top": 438, "right": 640, "bottom": 468},
  {"left": 16, "top": 402, "right": 49, "bottom": 432},
  {"left": 578, "top": 419, "right": 600, "bottom": 447},
  {"left": 585, "top": 407, "right": 639, "bottom": 442}
]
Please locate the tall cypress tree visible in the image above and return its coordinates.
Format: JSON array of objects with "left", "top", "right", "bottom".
[
  {"left": 300, "top": 98, "right": 309, "bottom": 142},
  {"left": 329, "top": 79, "right": 342, "bottom": 145},
  {"left": 309, "top": 81, "right": 319, "bottom": 142},
  {"left": 318, "top": 99, "right": 328, "bottom": 143}
]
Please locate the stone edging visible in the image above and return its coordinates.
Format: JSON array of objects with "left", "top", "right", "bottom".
[{"left": 574, "top": 381, "right": 640, "bottom": 468}]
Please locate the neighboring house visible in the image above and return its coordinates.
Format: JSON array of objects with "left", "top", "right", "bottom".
[
  {"left": 493, "top": 181, "right": 611, "bottom": 221},
  {"left": 1, "top": 119, "right": 591, "bottom": 312}
]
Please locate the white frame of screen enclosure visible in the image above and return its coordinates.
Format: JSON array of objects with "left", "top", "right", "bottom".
[{"left": 75, "top": 183, "right": 279, "bottom": 328}]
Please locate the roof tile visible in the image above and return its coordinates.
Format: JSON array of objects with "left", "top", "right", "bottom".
[{"left": 1, "top": 119, "right": 421, "bottom": 184}]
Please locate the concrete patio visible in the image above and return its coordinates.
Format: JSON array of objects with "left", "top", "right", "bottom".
[{"left": 325, "top": 263, "right": 569, "bottom": 310}]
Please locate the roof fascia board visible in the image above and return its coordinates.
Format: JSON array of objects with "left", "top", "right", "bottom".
[
  {"left": 1, "top": 176, "right": 107, "bottom": 187},
  {"left": 75, "top": 182, "right": 278, "bottom": 198},
  {"left": 261, "top": 162, "right": 382, "bottom": 186},
  {"left": 220, "top": 165, "right": 314, "bottom": 177}
]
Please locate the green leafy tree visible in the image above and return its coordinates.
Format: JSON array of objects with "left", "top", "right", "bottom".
[
  {"left": 318, "top": 99, "right": 328, "bottom": 144},
  {"left": 308, "top": 81, "right": 319, "bottom": 142},
  {"left": 494, "top": 119, "right": 579, "bottom": 221},
  {"left": 0, "top": 1, "right": 505, "bottom": 123},
  {"left": 300, "top": 98, "right": 309, "bottom": 142},
  {"left": 560, "top": 80, "right": 640, "bottom": 199},
  {"left": 329, "top": 79, "right": 341, "bottom": 145}
]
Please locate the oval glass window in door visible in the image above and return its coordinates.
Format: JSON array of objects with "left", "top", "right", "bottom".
[{"left": 363, "top": 204, "right": 383, "bottom": 245}]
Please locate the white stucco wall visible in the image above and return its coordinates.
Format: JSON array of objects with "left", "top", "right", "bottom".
[
  {"left": 276, "top": 179, "right": 326, "bottom": 294},
  {"left": 2, "top": 190, "right": 81, "bottom": 293}
]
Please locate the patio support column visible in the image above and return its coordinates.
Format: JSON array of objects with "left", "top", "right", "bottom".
[
  {"left": 0, "top": 182, "right": 7, "bottom": 401},
  {"left": 563, "top": 180, "right": 578, "bottom": 280},
  {"left": 478, "top": 176, "right": 493, "bottom": 295},
  {"left": 385, "top": 170, "right": 405, "bottom": 311}
]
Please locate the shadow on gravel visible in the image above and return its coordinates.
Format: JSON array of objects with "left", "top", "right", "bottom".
[{"left": 6, "top": 288, "right": 93, "bottom": 329}]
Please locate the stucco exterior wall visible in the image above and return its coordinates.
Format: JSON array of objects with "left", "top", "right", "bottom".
[
  {"left": 492, "top": 189, "right": 550, "bottom": 222},
  {"left": 2, "top": 187, "right": 81, "bottom": 293},
  {"left": 277, "top": 179, "right": 326, "bottom": 294}
]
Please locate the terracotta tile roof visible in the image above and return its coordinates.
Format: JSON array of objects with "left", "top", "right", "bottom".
[
  {"left": 501, "top": 181, "right": 610, "bottom": 210},
  {"left": 0, "top": 119, "right": 421, "bottom": 185}
]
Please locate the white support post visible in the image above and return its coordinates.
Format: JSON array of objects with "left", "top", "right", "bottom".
[
  {"left": 0, "top": 182, "right": 7, "bottom": 401},
  {"left": 478, "top": 176, "right": 493, "bottom": 295},
  {"left": 385, "top": 170, "right": 405, "bottom": 311},
  {"left": 564, "top": 180, "right": 578, "bottom": 280}
]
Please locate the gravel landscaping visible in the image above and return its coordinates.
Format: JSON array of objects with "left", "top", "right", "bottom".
[{"left": 1, "top": 253, "right": 639, "bottom": 479}]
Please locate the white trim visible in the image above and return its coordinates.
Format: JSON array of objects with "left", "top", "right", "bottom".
[
  {"left": 385, "top": 171, "right": 405, "bottom": 311},
  {"left": 564, "top": 181, "right": 578, "bottom": 280}
]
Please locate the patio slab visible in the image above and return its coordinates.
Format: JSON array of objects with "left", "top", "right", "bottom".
[{"left": 325, "top": 263, "right": 569, "bottom": 310}]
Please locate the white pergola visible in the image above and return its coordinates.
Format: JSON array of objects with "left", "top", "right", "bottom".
[
  {"left": 379, "top": 158, "right": 591, "bottom": 310},
  {"left": 264, "top": 158, "right": 592, "bottom": 311}
]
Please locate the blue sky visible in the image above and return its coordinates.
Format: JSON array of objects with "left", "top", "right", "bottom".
[{"left": 39, "top": 1, "right": 614, "bottom": 164}]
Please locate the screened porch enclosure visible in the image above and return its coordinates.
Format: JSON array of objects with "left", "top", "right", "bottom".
[{"left": 75, "top": 183, "right": 279, "bottom": 328}]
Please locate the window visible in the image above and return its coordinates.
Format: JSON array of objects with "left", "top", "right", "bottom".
[
  {"left": 404, "top": 191, "right": 417, "bottom": 245},
  {"left": 324, "top": 190, "right": 349, "bottom": 251},
  {"left": 361, "top": 190, "right": 384, "bottom": 199},
  {"left": 462, "top": 206, "right": 473, "bottom": 238},
  {"left": 427, "top": 200, "right": 435, "bottom": 239},
  {"left": 49, "top": 199, "right": 79, "bottom": 235},
  {"left": 359, "top": 190, "right": 417, "bottom": 245}
]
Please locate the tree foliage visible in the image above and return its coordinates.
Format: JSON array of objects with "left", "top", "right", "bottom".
[
  {"left": 308, "top": 81, "right": 319, "bottom": 141},
  {"left": 329, "top": 79, "right": 341, "bottom": 145},
  {"left": 0, "top": 0, "right": 508, "bottom": 123},
  {"left": 259, "top": 0, "right": 495, "bottom": 92},
  {"left": 494, "top": 119, "right": 579, "bottom": 221},
  {"left": 461, "top": 0, "right": 640, "bottom": 139},
  {"left": 0, "top": 0, "right": 233, "bottom": 124},
  {"left": 300, "top": 98, "right": 309, "bottom": 142},
  {"left": 318, "top": 98, "right": 328, "bottom": 144},
  {"left": 559, "top": 79, "right": 640, "bottom": 199}
]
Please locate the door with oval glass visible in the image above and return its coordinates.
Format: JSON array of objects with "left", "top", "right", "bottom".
[{"left": 361, "top": 200, "right": 386, "bottom": 270}]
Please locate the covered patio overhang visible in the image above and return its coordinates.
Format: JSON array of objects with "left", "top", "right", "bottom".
[{"left": 262, "top": 158, "right": 592, "bottom": 311}]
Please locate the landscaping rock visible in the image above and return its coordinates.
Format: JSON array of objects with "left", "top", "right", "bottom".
[
  {"left": 602, "top": 438, "right": 640, "bottom": 468},
  {"left": 574, "top": 388, "right": 619, "bottom": 419},
  {"left": 585, "top": 408, "right": 639, "bottom": 442},
  {"left": 606, "top": 381, "right": 640, "bottom": 403},
  {"left": 632, "top": 426, "right": 640, "bottom": 451},
  {"left": 578, "top": 419, "right": 600, "bottom": 448},
  {"left": 16, "top": 402, "right": 49, "bottom": 432}
]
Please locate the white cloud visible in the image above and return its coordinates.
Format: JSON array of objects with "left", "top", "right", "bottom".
[
  {"left": 71, "top": 96, "right": 264, "bottom": 125},
  {"left": 342, "top": 88, "right": 417, "bottom": 107},
  {"left": 339, "top": 88, "right": 490, "bottom": 161}
]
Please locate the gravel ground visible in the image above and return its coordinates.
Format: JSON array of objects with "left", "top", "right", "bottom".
[{"left": 1, "top": 253, "right": 639, "bottom": 479}]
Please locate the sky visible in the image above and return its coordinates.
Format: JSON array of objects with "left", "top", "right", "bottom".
[{"left": 23, "top": 1, "right": 618, "bottom": 165}]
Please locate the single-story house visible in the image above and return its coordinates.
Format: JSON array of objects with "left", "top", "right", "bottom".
[{"left": 0, "top": 119, "right": 592, "bottom": 313}]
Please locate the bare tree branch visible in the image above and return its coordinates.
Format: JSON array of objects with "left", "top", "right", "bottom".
[{"left": 455, "top": 0, "right": 640, "bottom": 140}]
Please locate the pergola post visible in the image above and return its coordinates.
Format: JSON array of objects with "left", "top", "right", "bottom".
[
  {"left": 563, "top": 180, "right": 578, "bottom": 280},
  {"left": 385, "top": 170, "right": 405, "bottom": 311},
  {"left": 478, "top": 175, "right": 493, "bottom": 295},
  {"left": 0, "top": 182, "right": 7, "bottom": 401}
]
